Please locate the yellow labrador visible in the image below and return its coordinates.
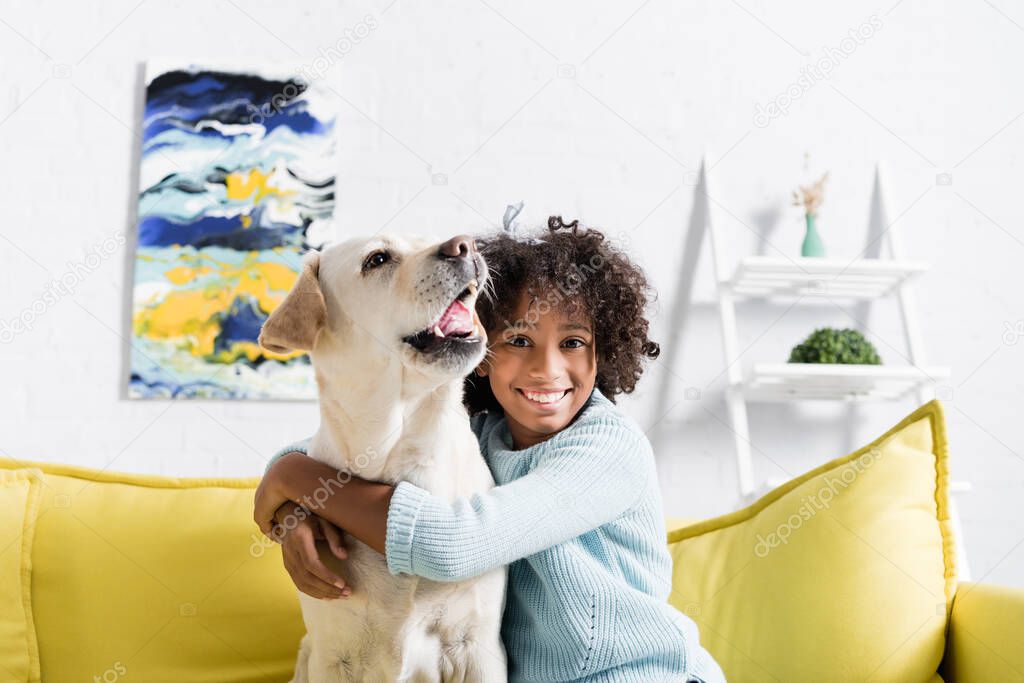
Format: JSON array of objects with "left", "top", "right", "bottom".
[{"left": 259, "top": 234, "right": 507, "bottom": 682}]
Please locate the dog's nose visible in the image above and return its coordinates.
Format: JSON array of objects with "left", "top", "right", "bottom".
[{"left": 438, "top": 234, "right": 476, "bottom": 260}]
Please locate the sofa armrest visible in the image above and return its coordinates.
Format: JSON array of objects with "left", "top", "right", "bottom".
[{"left": 941, "top": 581, "right": 1024, "bottom": 682}]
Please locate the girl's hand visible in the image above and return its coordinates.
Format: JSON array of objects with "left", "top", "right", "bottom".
[
  {"left": 254, "top": 451, "right": 308, "bottom": 535},
  {"left": 271, "top": 502, "right": 352, "bottom": 600}
]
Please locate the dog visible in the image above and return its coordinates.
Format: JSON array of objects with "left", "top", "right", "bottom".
[{"left": 257, "top": 233, "right": 508, "bottom": 682}]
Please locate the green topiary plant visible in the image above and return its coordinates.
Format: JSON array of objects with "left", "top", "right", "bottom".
[{"left": 788, "top": 327, "right": 882, "bottom": 364}]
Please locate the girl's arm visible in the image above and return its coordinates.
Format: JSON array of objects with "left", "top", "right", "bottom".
[
  {"left": 258, "top": 452, "right": 394, "bottom": 553},
  {"left": 258, "top": 418, "right": 650, "bottom": 582},
  {"left": 385, "top": 420, "right": 649, "bottom": 581}
]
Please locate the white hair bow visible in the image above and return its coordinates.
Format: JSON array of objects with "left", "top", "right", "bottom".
[{"left": 501, "top": 201, "right": 543, "bottom": 244}]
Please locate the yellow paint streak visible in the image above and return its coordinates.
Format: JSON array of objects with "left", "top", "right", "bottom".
[
  {"left": 133, "top": 255, "right": 308, "bottom": 361},
  {"left": 225, "top": 168, "right": 295, "bottom": 203}
]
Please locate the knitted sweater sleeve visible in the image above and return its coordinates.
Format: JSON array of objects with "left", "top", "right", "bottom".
[
  {"left": 385, "top": 414, "right": 650, "bottom": 582},
  {"left": 264, "top": 437, "right": 312, "bottom": 474}
]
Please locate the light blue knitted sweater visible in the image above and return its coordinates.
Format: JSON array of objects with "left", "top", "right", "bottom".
[{"left": 267, "top": 386, "right": 725, "bottom": 683}]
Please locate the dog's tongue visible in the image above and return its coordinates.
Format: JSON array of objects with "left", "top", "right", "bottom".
[{"left": 437, "top": 299, "right": 474, "bottom": 336}]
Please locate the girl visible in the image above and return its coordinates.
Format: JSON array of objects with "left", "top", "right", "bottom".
[{"left": 254, "top": 216, "right": 725, "bottom": 683}]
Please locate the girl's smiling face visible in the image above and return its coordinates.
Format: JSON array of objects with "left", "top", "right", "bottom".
[{"left": 475, "top": 291, "right": 597, "bottom": 450}]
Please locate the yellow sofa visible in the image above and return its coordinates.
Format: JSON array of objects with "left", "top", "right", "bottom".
[{"left": 2, "top": 399, "right": 1022, "bottom": 682}]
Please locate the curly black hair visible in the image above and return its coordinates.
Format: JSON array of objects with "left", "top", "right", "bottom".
[{"left": 463, "top": 215, "right": 660, "bottom": 416}]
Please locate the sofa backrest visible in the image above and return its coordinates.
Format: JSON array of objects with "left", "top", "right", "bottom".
[{"left": 0, "top": 457, "right": 304, "bottom": 682}]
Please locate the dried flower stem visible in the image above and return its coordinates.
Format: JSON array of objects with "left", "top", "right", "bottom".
[{"left": 792, "top": 172, "right": 829, "bottom": 217}]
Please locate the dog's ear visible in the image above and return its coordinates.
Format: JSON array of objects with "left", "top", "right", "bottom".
[{"left": 258, "top": 250, "right": 327, "bottom": 354}]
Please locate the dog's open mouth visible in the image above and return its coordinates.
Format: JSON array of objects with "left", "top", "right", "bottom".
[{"left": 402, "top": 280, "right": 483, "bottom": 353}]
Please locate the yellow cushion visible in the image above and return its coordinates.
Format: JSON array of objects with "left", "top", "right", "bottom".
[
  {"left": 943, "top": 581, "right": 1024, "bottom": 682},
  {"left": 0, "top": 457, "right": 304, "bottom": 682},
  {"left": 667, "top": 399, "right": 956, "bottom": 682},
  {"left": 0, "top": 469, "right": 43, "bottom": 682},
  {"left": 666, "top": 516, "right": 701, "bottom": 534}
]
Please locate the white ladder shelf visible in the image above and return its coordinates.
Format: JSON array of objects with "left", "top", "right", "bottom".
[{"left": 658, "top": 157, "right": 972, "bottom": 579}]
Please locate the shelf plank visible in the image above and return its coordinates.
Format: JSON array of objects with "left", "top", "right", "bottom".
[
  {"left": 744, "top": 363, "right": 950, "bottom": 403},
  {"left": 726, "top": 256, "right": 929, "bottom": 300}
]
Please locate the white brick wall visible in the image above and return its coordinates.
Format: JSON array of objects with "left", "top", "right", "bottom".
[{"left": 1, "top": 0, "right": 1021, "bottom": 586}]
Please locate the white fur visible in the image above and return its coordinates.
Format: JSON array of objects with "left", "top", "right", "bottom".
[{"left": 264, "top": 234, "right": 508, "bottom": 682}]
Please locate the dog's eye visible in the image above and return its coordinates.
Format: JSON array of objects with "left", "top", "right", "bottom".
[{"left": 362, "top": 250, "right": 391, "bottom": 271}]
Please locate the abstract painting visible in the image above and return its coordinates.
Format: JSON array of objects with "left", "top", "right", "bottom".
[{"left": 129, "top": 62, "right": 337, "bottom": 399}]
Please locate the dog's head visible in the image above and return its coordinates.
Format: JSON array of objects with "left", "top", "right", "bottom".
[{"left": 258, "top": 233, "right": 489, "bottom": 380}]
